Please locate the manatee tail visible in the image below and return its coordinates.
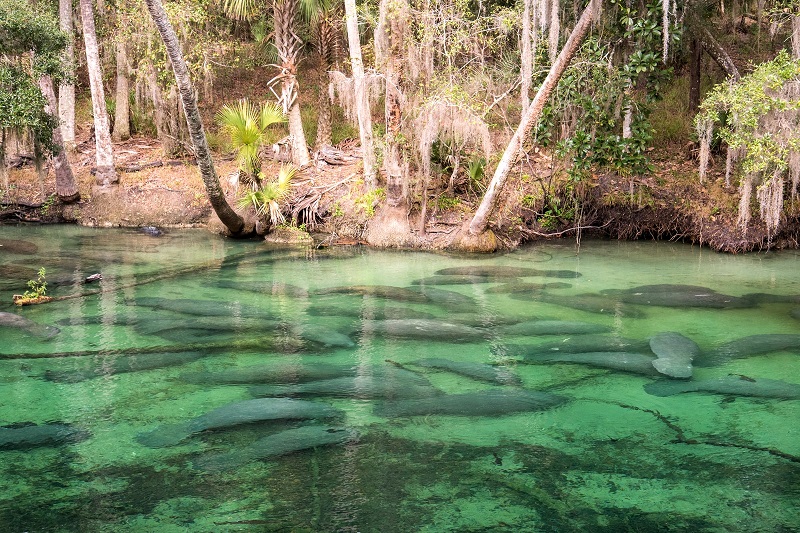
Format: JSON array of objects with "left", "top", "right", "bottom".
[
  {"left": 135, "top": 422, "right": 193, "bottom": 448},
  {"left": 643, "top": 381, "right": 693, "bottom": 397}
]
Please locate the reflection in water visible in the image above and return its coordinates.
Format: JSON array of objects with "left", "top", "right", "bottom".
[{"left": 0, "top": 226, "right": 799, "bottom": 531}]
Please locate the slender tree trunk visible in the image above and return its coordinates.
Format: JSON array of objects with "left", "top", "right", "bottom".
[
  {"left": 344, "top": 0, "right": 376, "bottom": 187},
  {"left": 376, "top": 0, "right": 409, "bottom": 208},
  {"left": 689, "top": 37, "right": 702, "bottom": 113},
  {"left": 38, "top": 76, "right": 80, "bottom": 202},
  {"left": 0, "top": 129, "right": 6, "bottom": 193},
  {"left": 274, "top": 0, "right": 310, "bottom": 166},
  {"left": 314, "top": 16, "right": 335, "bottom": 150},
  {"left": 113, "top": 40, "right": 131, "bottom": 141},
  {"left": 143, "top": 0, "right": 246, "bottom": 235},
  {"left": 792, "top": 15, "right": 800, "bottom": 59},
  {"left": 58, "top": 0, "right": 75, "bottom": 152},
  {"left": 521, "top": 0, "right": 533, "bottom": 114},
  {"left": 80, "top": 0, "right": 118, "bottom": 186},
  {"left": 469, "top": 0, "right": 601, "bottom": 236}
]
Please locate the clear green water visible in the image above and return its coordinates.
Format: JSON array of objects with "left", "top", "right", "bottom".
[{"left": 1, "top": 226, "right": 799, "bottom": 532}]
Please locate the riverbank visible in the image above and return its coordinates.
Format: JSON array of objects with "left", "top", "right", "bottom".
[{"left": 2, "top": 132, "right": 798, "bottom": 254}]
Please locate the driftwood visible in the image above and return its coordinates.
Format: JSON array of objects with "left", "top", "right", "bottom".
[
  {"left": 315, "top": 146, "right": 359, "bottom": 166},
  {"left": 90, "top": 159, "right": 190, "bottom": 175}
]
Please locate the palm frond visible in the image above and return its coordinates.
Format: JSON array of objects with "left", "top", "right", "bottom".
[
  {"left": 222, "top": 0, "right": 261, "bottom": 20},
  {"left": 260, "top": 102, "right": 287, "bottom": 130}
]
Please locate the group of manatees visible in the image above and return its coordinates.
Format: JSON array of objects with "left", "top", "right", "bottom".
[{"left": 2, "top": 265, "right": 800, "bottom": 464}]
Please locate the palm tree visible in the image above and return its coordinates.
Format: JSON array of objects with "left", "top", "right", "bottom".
[
  {"left": 216, "top": 99, "right": 286, "bottom": 188},
  {"left": 144, "top": 0, "right": 247, "bottom": 235},
  {"left": 223, "top": 0, "right": 321, "bottom": 167},
  {"left": 238, "top": 163, "right": 297, "bottom": 230}
]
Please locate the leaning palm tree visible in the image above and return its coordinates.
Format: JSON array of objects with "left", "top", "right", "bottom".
[
  {"left": 216, "top": 99, "right": 286, "bottom": 188},
  {"left": 144, "top": 0, "right": 246, "bottom": 235}
]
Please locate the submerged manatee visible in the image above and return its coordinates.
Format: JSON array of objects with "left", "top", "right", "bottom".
[
  {"left": 644, "top": 375, "right": 800, "bottom": 399},
  {"left": 215, "top": 280, "right": 308, "bottom": 297},
  {"left": 0, "top": 423, "right": 90, "bottom": 450},
  {"left": 249, "top": 369, "right": 442, "bottom": 400},
  {"left": 0, "top": 312, "right": 60, "bottom": 339},
  {"left": 649, "top": 332, "right": 699, "bottom": 378},
  {"left": 509, "top": 293, "right": 646, "bottom": 318},
  {"left": 44, "top": 351, "right": 207, "bottom": 383},
  {"left": 307, "top": 304, "right": 436, "bottom": 321},
  {"left": 493, "top": 335, "right": 649, "bottom": 357},
  {"left": 313, "top": 285, "right": 430, "bottom": 303},
  {"left": 407, "top": 285, "right": 477, "bottom": 310},
  {"left": 179, "top": 362, "right": 360, "bottom": 385},
  {"left": 361, "top": 319, "right": 486, "bottom": 343},
  {"left": 0, "top": 239, "right": 38, "bottom": 255},
  {"left": 411, "top": 358, "right": 522, "bottom": 386},
  {"left": 411, "top": 275, "right": 518, "bottom": 286},
  {"left": 484, "top": 282, "right": 573, "bottom": 294},
  {"left": 503, "top": 320, "right": 611, "bottom": 336},
  {"left": 435, "top": 266, "right": 580, "bottom": 279},
  {"left": 522, "top": 351, "right": 661, "bottom": 375},
  {"left": 698, "top": 334, "right": 800, "bottom": 367},
  {"left": 128, "top": 297, "right": 276, "bottom": 319},
  {"left": 600, "top": 284, "right": 753, "bottom": 308},
  {"left": 136, "top": 398, "right": 343, "bottom": 448},
  {"left": 374, "top": 389, "right": 568, "bottom": 418},
  {"left": 194, "top": 426, "right": 356, "bottom": 472}
]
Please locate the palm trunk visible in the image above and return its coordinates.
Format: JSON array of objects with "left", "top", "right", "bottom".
[
  {"left": 58, "top": 0, "right": 75, "bottom": 152},
  {"left": 468, "top": 0, "right": 601, "bottom": 236},
  {"left": 79, "top": 0, "right": 118, "bottom": 186},
  {"left": 143, "top": 0, "right": 246, "bottom": 235},
  {"left": 792, "top": 15, "right": 800, "bottom": 60},
  {"left": 344, "top": 0, "right": 376, "bottom": 187},
  {"left": 113, "top": 40, "right": 131, "bottom": 141},
  {"left": 313, "top": 17, "right": 335, "bottom": 150},
  {"left": 38, "top": 76, "right": 80, "bottom": 202},
  {"left": 274, "top": 0, "right": 310, "bottom": 166}
]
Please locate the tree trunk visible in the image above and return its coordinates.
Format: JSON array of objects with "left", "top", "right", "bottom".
[
  {"left": 521, "top": 0, "right": 533, "bottom": 114},
  {"left": 686, "top": 9, "right": 740, "bottom": 81},
  {"left": 38, "top": 76, "right": 80, "bottom": 203},
  {"left": 376, "top": 0, "right": 409, "bottom": 208},
  {"left": 344, "top": 0, "right": 376, "bottom": 187},
  {"left": 143, "top": 0, "right": 246, "bottom": 235},
  {"left": 58, "top": 0, "right": 75, "bottom": 152},
  {"left": 689, "top": 37, "right": 702, "bottom": 113},
  {"left": 79, "top": 0, "right": 118, "bottom": 186},
  {"left": 313, "top": 16, "right": 335, "bottom": 150},
  {"left": 468, "top": 0, "right": 601, "bottom": 236},
  {"left": 792, "top": 15, "right": 800, "bottom": 59},
  {"left": 113, "top": 40, "right": 131, "bottom": 141},
  {"left": 274, "top": 0, "right": 310, "bottom": 166}
]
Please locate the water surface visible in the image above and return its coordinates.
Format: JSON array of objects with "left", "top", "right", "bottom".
[{"left": 1, "top": 226, "right": 798, "bottom": 532}]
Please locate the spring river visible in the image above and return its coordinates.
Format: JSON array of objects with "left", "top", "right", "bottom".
[{"left": 0, "top": 226, "right": 798, "bottom": 532}]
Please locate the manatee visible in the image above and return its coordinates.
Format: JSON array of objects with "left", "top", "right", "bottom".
[
  {"left": 134, "top": 316, "right": 279, "bottom": 337},
  {"left": 644, "top": 375, "right": 800, "bottom": 399},
  {"left": 0, "top": 312, "right": 60, "bottom": 339},
  {"left": 448, "top": 314, "right": 523, "bottom": 327},
  {"left": 411, "top": 358, "right": 523, "bottom": 386},
  {"left": 411, "top": 275, "right": 519, "bottom": 286},
  {"left": 0, "top": 238, "right": 38, "bottom": 255},
  {"left": 742, "top": 293, "right": 800, "bottom": 305},
  {"left": 493, "top": 335, "right": 649, "bottom": 357},
  {"left": 128, "top": 297, "right": 276, "bottom": 319},
  {"left": 136, "top": 398, "right": 344, "bottom": 448},
  {"left": 649, "top": 332, "right": 699, "bottom": 378},
  {"left": 509, "top": 293, "right": 646, "bottom": 318},
  {"left": 290, "top": 324, "right": 356, "bottom": 348},
  {"left": 216, "top": 280, "right": 308, "bottom": 297},
  {"left": 374, "top": 389, "right": 568, "bottom": 418},
  {"left": 0, "top": 423, "right": 90, "bottom": 450},
  {"left": 139, "top": 226, "right": 164, "bottom": 236},
  {"left": 249, "top": 369, "right": 442, "bottom": 400},
  {"left": 484, "top": 282, "right": 572, "bottom": 294},
  {"left": 522, "top": 351, "right": 661, "bottom": 375},
  {"left": 406, "top": 285, "right": 477, "bottom": 309},
  {"left": 306, "top": 304, "right": 436, "bottom": 321},
  {"left": 793, "top": 308, "right": 800, "bottom": 320},
  {"left": 361, "top": 319, "right": 486, "bottom": 343},
  {"left": 503, "top": 320, "right": 611, "bottom": 336},
  {"left": 179, "top": 362, "right": 360, "bottom": 385},
  {"left": 314, "top": 285, "right": 430, "bottom": 303},
  {"left": 617, "top": 292, "right": 751, "bottom": 308},
  {"left": 435, "top": 266, "right": 580, "bottom": 279},
  {"left": 697, "top": 334, "right": 800, "bottom": 367},
  {"left": 194, "top": 426, "right": 357, "bottom": 472},
  {"left": 44, "top": 351, "right": 206, "bottom": 383},
  {"left": 601, "top": 284, "right": 714, "bottom": 295}
]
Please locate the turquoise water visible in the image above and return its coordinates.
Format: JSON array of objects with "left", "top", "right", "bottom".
[{"left": 1, "top": 226, "right": 798, "bottom": 532}]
